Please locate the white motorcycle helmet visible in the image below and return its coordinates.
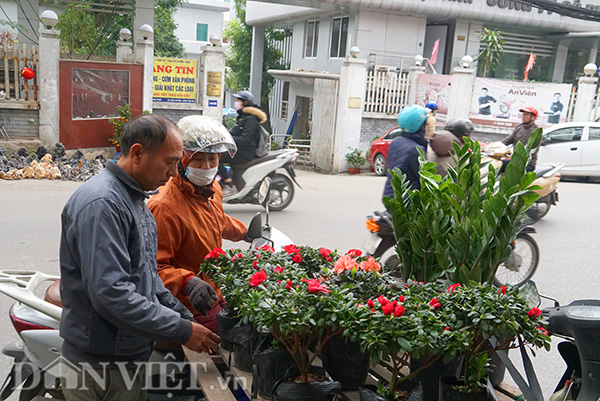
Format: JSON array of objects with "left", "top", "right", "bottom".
[{"left": 177, "top": 115, "right": 237, "bottom": 157}]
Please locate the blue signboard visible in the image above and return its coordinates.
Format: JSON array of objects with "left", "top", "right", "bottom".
[{"left": 208, "top": 100, "right": 218, "bottom": 107}]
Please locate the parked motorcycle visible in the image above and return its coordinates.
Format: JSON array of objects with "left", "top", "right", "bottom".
[
  {"left": 483, "top": 142, "right": 564, "bottom": 221},
  {"left": 364, "top": 210, "right": 539, "bottom": 286},
  {"left": 223, "top": 149, "right": 301, "bottom": 211}
]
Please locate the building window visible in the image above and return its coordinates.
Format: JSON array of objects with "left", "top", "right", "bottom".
[
  {"left": 329, "top": 16, "right": 348, "bottom": 58},
  {"left": 196, "top": 23, "right": 208, "bottom": 42},
  {"left": 280, "top": 82, "right": 290, "bottom": 120},
  {"left": 304, "top": 20, "right": 319, "bottom": 58}
]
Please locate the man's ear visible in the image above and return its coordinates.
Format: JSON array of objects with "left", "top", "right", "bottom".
[{"left": 129, "top": 143, "right": 144, "bottom": 164}]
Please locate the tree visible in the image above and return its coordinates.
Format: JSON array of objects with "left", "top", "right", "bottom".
[
  {"left": 154, "top": 0, "right": 186, "bottom": 58},
  {"left": 224, "top": 0, "right": 290, "bottom": 106},
  {"left": 476, "top": 28, "right": 505, "bottom": 77}
]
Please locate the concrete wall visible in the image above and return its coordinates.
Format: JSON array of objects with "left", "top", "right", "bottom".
[
  {"left": 0, "top": 109, "right": 39, "bottom": 138},
  {"left": 361, "top": 117, "right": 396, "bottom": 143},
  {"left": 174, "top": 4, "right": 228, "bottom": 57}
]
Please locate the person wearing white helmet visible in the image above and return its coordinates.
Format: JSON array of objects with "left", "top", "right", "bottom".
[{"left": 148, "top": 115, "right": 247, "bottom": 332}]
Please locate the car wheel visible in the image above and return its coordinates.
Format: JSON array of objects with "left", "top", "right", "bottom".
[{"left": 374, "top": 154, "right": 387, "bottom": 176}]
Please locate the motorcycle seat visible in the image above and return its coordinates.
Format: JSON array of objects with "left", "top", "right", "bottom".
[
  {"left": 236, "top": 149, "right": 291, "bottom": 170},
  {"left": 535, "top": 166, "right": 553, "bottom": 177},
  {"left": 44, "top": 279, "right": 62, "bottom": 308}
]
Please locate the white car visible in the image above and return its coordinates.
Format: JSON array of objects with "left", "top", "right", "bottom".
[{"left": 537, "top": 122, "right": 600, "bottom": 177}]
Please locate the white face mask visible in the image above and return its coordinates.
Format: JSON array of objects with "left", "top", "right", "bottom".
[
  {"left": 185, "top": 166, "right": 218, "bottom": 187},
  {"left": 234, "top": 100, "right": 243, "bottom": 111}
]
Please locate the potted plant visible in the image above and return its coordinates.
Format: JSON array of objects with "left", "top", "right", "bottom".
[
  {"left": 108, "top": 104, "right": 149, "bottom": 151},
  {"left": 345, "top": 147, "right": 366, "bottom": 174}
]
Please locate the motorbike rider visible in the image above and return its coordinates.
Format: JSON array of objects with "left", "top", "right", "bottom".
[
  {"left": 148, "top": 115, "right": 247, "bottom": 333},
  {"left": 383, "top": 105, "right": 428, "bottom": 200},
  {"left": 427, "top": 118, "right": 474, "bottom": 177},
  {"left": 218, "top": 90, "right": 268, "bottom": 196},
  {"left": 425, "top": 102, "right": 438, "bottom": 141},
  {"left": 500, "top": 106, "right": 540, "bottom": 172}
]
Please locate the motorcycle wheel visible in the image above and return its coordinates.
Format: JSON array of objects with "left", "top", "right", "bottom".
[
  {"left": 268, "top": 174, "right": 294, "bottom": 212},
  {"left": 19, "top": 372, "right": 63, "bottom": 401},
  {"left": 493, "top": 233, "right": 539, "bottom": 287},
  {"left": 383, "top": 254, "right": 402, "bottom": 279},
  {"left": 526, "top": 198, "right": 551, "bottom": 220}
]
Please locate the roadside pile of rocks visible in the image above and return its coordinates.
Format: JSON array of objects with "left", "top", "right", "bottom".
[{"left": 0, "top": 144, "right": 106, "bottom": 181}]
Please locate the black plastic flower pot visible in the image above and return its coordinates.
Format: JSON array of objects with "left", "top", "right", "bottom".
[
  {"left": 359, "top": 382, "right": 423, "bottom": 401},
  {"left": 217, "top": 308, "right": 239, "bottom": 351},
  {"left": 410, "top": 357, "right": 461, "bottom": 401},
  {"left": 439, "top": 376, "right": 499, "bottom": 401},
  {"left": 272, "top": 366, "right": 341, "bottom": 401},
  {"left": 320, "top": 335, "right": 371, "bottom": 390},
  {"left": 228, "top": 324, "right": 266, "bottom": 372},
  {"left": 252, "top": 346, "right": 296, "bottom": 399}
]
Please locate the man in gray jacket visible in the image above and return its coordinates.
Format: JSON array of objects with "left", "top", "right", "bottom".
[{"left": 60, "top": 114, "right": 219, "bottom": 400}]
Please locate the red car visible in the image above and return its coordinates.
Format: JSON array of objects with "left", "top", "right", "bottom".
[{"left": 368, "top": 126, "right": 402, "bottom": 176}]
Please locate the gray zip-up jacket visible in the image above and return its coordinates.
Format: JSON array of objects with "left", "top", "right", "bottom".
[{"left": 59, "top": 161, "right": 193, "bottom": 365}]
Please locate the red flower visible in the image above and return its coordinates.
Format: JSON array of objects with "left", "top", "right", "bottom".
[
  {"left": 498, "top": 286, "right": 507, "bottom": 295},
  {"left": 320, "top": 247, "right": 332, "bottom": 261},
  {"left": 250, "top": 270, "right": 267, "bottom": 287},
  {"left": 205, "top": 248, "right": 226, "bottom": 259},
  {"left": 285, "top": 280, "right": 293, "bottom": 290},
  {"left": 291, "top": 253, "right": 303, "bottom": 263},
  {"left": 260, "top": 245, "right": 276, "bottom": 253},
  {"left": 444, "top": 326, "right": 450, "bottom": 331},
  {"left": 398, "top": 295, "right": 405, "bottom": 303},
  {"left": 347, "top": 249, "right": 362, "bottom": 257},
  {"left": 367, "top": 299, "right": 375, "bottom": 308},
  {"left": 252, "top": 260, "right": 259, "bottom": 270},
  {"left": 382, "top": 303, "right": 394, "bottom": 316},
  {"left": 391, "top": 300, "right": 398, "bottom": 308},
  {"left": 378, "top": 295, "right": 389, "bottom": 306},
  {"left": 447, "top": 283, "right": 462, "bottom": 293},
  {"left": 277, "top": 280, "right": 281, "bottom": 284},
  {"left": 284, "top": 244, "right": 300, "bottom": 254},
  {"left": 274, "top": 266, "right": 284, "bottom": 273},
  {"left": 537, "top": 326, "right": 549, "bottom": 336},
  {"left": 527, "top": 307, "right": 542, "bottom": 318},
  {"left": 393, "top": 305, "right": 405, "bottom": 317},
  {"left": 429, "top": 298, "right": 441, "bottom": 309},
  {"left": 302, "top": 278, "right": 330, "bottom": 294}
]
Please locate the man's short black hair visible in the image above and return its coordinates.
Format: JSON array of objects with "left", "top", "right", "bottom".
[
  {"left": 482, "top": 87, "right": 488, "bottom": 91},
  {"left": 554, "top": 92, "right": 561, "bottom": 97},
  {"left": 121, "top": 114, "right": 177, "bottom": 156}
]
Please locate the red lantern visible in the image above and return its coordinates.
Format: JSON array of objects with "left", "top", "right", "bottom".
[{"left": 20, "top": 67, "right": 35, "bottom": 80}]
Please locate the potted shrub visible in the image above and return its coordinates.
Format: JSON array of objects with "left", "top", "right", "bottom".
[
  {"left": 108, "top": 104, "right": 149, "bottom": 151},
  {"left": 345, "top": 147, "right": 366, "bottom": 174}
]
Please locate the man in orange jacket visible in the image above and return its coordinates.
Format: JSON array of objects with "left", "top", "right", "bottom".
[{"left": 148, "top": 115, "right": 247, "bottom": 332}]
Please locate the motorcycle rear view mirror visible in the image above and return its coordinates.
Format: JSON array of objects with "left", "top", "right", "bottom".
[
  {"left": 520, "top": 280, "right": 541, "bottom": 308},
  {"left": 247, "top": 212, "right": 262, "bottom": 241},
  {"left": 258, "top": 177, "right": 272, "bottom": 206}
]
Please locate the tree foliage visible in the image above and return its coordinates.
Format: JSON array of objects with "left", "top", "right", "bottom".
[
  {"left": 224, "top": 0, "right": 290, "bottom": 104},
  {"left": 476, "top": 28, "right": 505, "bottom": 77}
]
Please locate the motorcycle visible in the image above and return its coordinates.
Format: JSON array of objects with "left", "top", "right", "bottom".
[
  {"left": 483, "top": 142, "right": 564, "bottom": 221},
  {"left": 0, "top": 178, "right": 292, "bottom": 401},
  {"left": 223, "top": 149, "right": 301, "bottom": 212},
  {"left": 364, "top": 210, "right": 539, "bottom": 287}
]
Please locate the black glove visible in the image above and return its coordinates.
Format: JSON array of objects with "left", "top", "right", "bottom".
[{"left": 185, "top": 277, "right": 218, "bottom": 315}]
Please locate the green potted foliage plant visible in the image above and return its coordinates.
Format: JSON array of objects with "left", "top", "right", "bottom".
[{"left": 345, "top": 147, "right": 366, "bottom": 174}]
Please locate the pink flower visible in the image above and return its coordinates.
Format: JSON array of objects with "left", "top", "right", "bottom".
[
  {"left": 378, "top": 295, "right": 389, "bottom": 306},
  {"left": 273, "top": 266, "right": 284, "bottom": 273},
  {"left": 260, "top": 245, "right": 276, "bottom": 253},
  {"left": 498, "top": 286, "right": 507, "bottom": 295},
  {"left": 447, "top": 283, "right": 461, "bottom": 293},
  {"left": 277, "top": 280, "right": 281, "bottom": 284},
  {"left": 291, "top": 253, "right": 303, "bottom": 263},
  {"left": 393, "top": 305, "right": 405, "bottom": 317},
  {"left": 347, "top": 249, "right": 363, "bottom": 257},
  {"left": 382, "top": 303, "right": 394, "bottom": 316},
  {"left": 284, "top": 244, "right": 300, "bottom": 254},
  {"left": 250, "top": 270, "right": 267, "bottom": 287},
  {"left": 320, "top": 247, "right": 333, "bottom": 261},
  {"left": 332, "top": 254, "right": 358, "bottom": 274},
  {"left": 429, "top": 298, "right": 441, "bottom": 310},
  {"left": 367, "top": 299, "right": 375, "bottom": 308},
  {"left": 359, "top": 256, "right": 381, "bottom": 273},
  {"left": 527, "top": 307, "right": 542, "bottom": 318},
  {"left": 205, "top": 248, "right": 226, "bottom": 259},
  {"left": 285, "top": 280, "right": 293, "bottom": 290}
]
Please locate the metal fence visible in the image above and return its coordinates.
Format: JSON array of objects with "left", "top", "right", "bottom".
[
  {"left": 0, "top": 43, "right": 39, "bottom": 103},
  {"left": 364, "top": 68, "right": 409, "bottom": 115}
]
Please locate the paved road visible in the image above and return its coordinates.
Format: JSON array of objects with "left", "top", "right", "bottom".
[{"left": 0, "top": 169, "right": 599, "bottom": 399}]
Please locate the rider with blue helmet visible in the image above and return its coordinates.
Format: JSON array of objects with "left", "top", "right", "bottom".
[{"left": 382, "top": 105, "right": 428, "bottom": 200}]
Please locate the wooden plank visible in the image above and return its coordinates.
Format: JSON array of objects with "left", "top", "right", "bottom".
[
  {"left": 4, "top": 50, "right": 10, "bottom": 99},
  {"left": 182, "top": 346, "right": 238, "bottom": 401},
  {"left": 31, "top": 48, "right": 38, "bottom": 101},
  {"left": 22, "top": 44, "right": 28, "bottom": 101},
  {"left": 12, "top": 47, "right": 19, "bottom": 100}
]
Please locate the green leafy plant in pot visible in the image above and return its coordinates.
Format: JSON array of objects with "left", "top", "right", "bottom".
[{"left": 345, "top": 147, "right": 366, "bottom": 173}]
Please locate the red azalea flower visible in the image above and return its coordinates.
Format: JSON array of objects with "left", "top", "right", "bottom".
[
  {"left": 284, "top": 244, "right": 300, "bottom": 254},
  {"left": 391, "top": 300, "right": 398, "bottom": 308},
  {"left": 398, "top": 295, "right": 405, "bottom": 303},
  {"left": 205, "top": 248, "right": 226, "bottom": 259},
  {"left": 429, "top": 298, "right": 441, "bottom": 309},
  {"left": 444, "top": 326, "right": 450, "bottom": 331},
  {"left": 378, "top": 295, "right": 389, "bottom": 306},
  {"left": 498, "top": 286, "right": 507, "bottom": 295},
  {"left": 277, "top": 280, "right": 281, "bottom": 284},
  {"left": 260, "top": 245, "right": 276, "bottom": 253},
  {"left": 252, "top": 260, "right": 259, "bottom": 270},
  {"left": 285, "top": 280, "right": 293, "bottom": 290},
  {"left": 447, "top": 283, "right": 461, "bottom": 293},
  {"left": 347, "top": 249, "right": 362, "bottom": 257},
  {"left": 231, "top": 254, "right": 239, "bottom": 262},
  {"left": 382, "top": 303, "right": 394, "bottom": 316},
  {"left": 303, "top": 278, "right": 330, "bottom": 294},
  {"left": 367, "top": 299, "right": 375, "bottom": 308},
  {"left": 274, "top": 266, "right": 284, "bottom": 273},
  {"left": 393, "top": 305, "right": 405, "bottom": 317},
  {"left": 527, "top": 307, "right": 542, "bottom": 318},
  {"left": 467, "top": 148, "right": 473, "bottom": 154},
  {"left": 250, "top": 270, "right": 267, "bottom": 287},
  {"left": 320, "top": 247, "right": 332, "bottom": 260},
  {"left": 537, "top": 326, "right": 549, "bottom": 336},
  {"left": 291, "top": 253, "right": 303, "bottom": 263}
]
